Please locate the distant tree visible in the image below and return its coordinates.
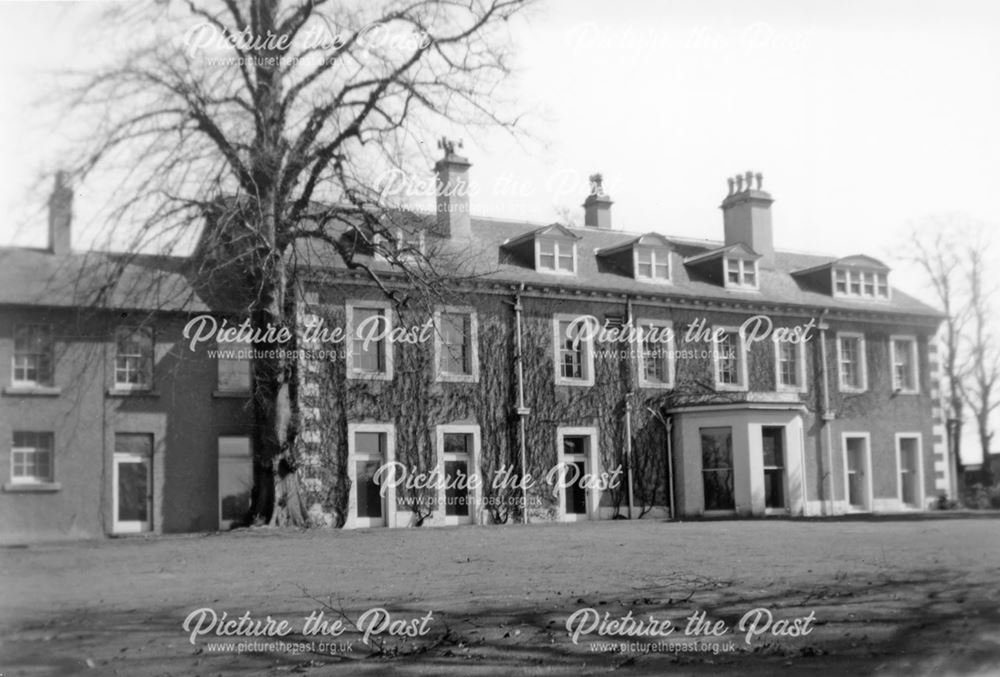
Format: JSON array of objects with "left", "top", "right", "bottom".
[
  {"left": 903, "top": 216, "right": 999, "bottom": 490},
  {"left": 960, "top": 237, "right": 999, "bottom": 486},
  {"left": 903, "top": 218, "right": 971, "bottom": 489}
]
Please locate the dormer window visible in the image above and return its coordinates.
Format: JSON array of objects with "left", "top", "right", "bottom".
[
  {"left": 833, "top": 268, "right": 889, "bottom": 299},
  {"left": 537, "top": 238, "right": 575, "bottom": 274},
  {"left": 793, "top": 255, "right": 891, "bottom": 300},
  {"left": 724, "top": 257, "right": 758, "bottom": 289},
  {"left": 394, "top": 229, "right": 425, "bottom": 259},
  {"left": 683, "top": 242, "right": 760, "bottom": 291},
  {"left": 635, "top": 246, "right": 670, "bottom": 281},
  {"left": 596, "top": 233, "right": 673, "bottom": 283},
  {"left": 502, "top": 223, "right": 581, "bottom": 276}
]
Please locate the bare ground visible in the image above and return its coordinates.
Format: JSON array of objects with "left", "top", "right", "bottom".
[{"left": 1, "top": 516, "right": 999, "bottom": 676}]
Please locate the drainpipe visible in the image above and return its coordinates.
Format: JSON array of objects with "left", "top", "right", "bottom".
[
  {"left": 665, "top": 416, "right": 675, "bottom": 519},
  {"left": 817, "top": 310, "right": 834, "bottom": 515},
  {"left": 624, "top": 297, "right": 636, "bottom": 519},
  {"left": 624, "top": 398, "right": 635, "bottom": 519},
  {"left": 513, "top": 285, "right": 530, "bottom": 525}
]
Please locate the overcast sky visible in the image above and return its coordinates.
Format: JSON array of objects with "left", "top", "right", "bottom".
[{"left": 0, "top": 0, "right": 997, "bottom": 459}]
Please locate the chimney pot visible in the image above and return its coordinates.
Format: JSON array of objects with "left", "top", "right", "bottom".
[
  {"left": 48, "top": 170, "right": 73, "bottom": 255},
  {"left": 720, "top": 169, "right": 774, "bottom": 265},
  {"left": 583, "top": 172, "right": 613, "bottom": 229}
]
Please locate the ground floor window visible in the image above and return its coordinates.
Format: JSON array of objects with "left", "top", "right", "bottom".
[
  {"left": 218, "top": 436, "right": 252, "bottom": 529},
  {"left": 700, "top": 427, "right": 734, "bottom": 511},
  {"left": 556, "top": 427, "right": 598, "bottom": 521},
  {"left": 11, "top": 431, "right": 54, "bottom": 484},
  {"left": 843, "top": 434, "right": 871, "bottom": 511},
  {"left": 436, "top": 425, "right": 481, "bottom": 525},
  {"left": 761, "top": 426, "right": 786, "bottom": 509},
  {"left": 563, "top": 436, "right": 588, "bottom": 515},
  {"left": 348, "top": 424, "right": 395, "bottom": 527},
  {"left": 896, "top": 434, "right": 922, "bottom": 508}
]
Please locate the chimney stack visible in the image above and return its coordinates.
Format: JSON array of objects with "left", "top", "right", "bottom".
[
  {"left": 434, "top": 137, "right": 471, "bottom": 240},
  {"left": 48, "top": 171, "right": 73, "bottom": 255},
  {"left": 720, "top": 170, "right": 773, "bottom": 265},
  {"left": 583, "top": 173, "right": 612, "bottom": 229}
]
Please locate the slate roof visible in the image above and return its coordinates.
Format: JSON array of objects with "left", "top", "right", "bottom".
[
  {"left": 1, "top": 212, "right": 943, "bottom": 323},
  {"left": 0, "top": 247, "right": 209, "bottom": 312},
  {"left": 297, "top": 214, "right": 944, "bottom": 322}
]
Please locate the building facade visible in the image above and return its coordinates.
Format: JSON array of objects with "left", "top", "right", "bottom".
[{"left": 0, "top": 157, "right": 948, "bottom": 542}]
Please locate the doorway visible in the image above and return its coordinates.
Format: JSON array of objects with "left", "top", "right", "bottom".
[{"left": 113, "top": 434, "right": 153, "bottom": 534}]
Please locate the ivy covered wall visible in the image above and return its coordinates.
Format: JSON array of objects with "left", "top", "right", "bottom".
[{"left": 291, "top": 281, "right": 937, "bottom": 527}]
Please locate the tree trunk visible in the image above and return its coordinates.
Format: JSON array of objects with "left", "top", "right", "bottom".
[{"left": 248, "top": 269, "right": 307, "bottom": 527}]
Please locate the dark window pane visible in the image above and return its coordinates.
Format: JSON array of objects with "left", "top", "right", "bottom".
[
  {"left": 765, "top": 469, "right": 784, "bottom": 508},
  {"left": 701, "top": 427, "right": 734, "bottom": 510},
  {"left": 703, "top": 469, "right": 734, "bottom": 511},
  {"left": 445, "top": 460, "right": 470, "bottom": 516},
  {"left": 117, "top": 460, "right": 149, "bottom": 521},
  {"left": 761, "top": 427, "right": 784, "bottom": 467},
  {"left": 563, "top": 435, "right": 586, "bottom": 456},
  {"left": 565, "top": 460, "right": 587, "bottom": 514},
  {"left": 356, "top": 459, "right": 383, "bottom": 518},
  {"left": 444, "top": 433, "right": 470, "bottom": 455}
]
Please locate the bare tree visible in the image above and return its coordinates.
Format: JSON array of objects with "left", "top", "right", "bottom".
[
  {"left": 961, "top": 239, "right": 999, "bottom": 485},
  {"left": 59, "top": 0, "right": 533, "bottom": 526},
  {"left": 902, "top": 217, "right": 1000, "bottom": 492},
  {"left": 902, "top": 217, "right": 971, "bottom": 489}
]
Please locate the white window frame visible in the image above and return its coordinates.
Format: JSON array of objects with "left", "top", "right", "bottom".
[
  {"left": 894, "top": 432, "right": 925, "bottom": 509},
  {"left": 435, "top": 424, "right": 482, "bottom": 525},
  {"left": 555, "top": 426, "right": 600, "bottom": 522},
  {"left": 216, "top": 341, "right": 252, "bottom": 393},
  {"left": 346, "top": 422, "right": 397, "bottom": 528},
  {"left": 114, "top": 326, "right": 154, "bottom": 391},
  {"left": 723, "top": 257, "right": 759, "bottom": 290},
  {"left": 345, "top": 300, "right": 394, "bottom": 381},
  {"left": 634, "top": 246, "right": 671, "bottom": 282},
  {"left": 712, "top": 326, "right": 748, "bottom": 392},
  {"left": 535, "top": 237, "right": 577, "bottom": 274},
  {"left": 636, "top": 319, "right": 675, "bottom": 389},
  {"left": 876, "top": 272, "right": 889, "bottom": 298},
  {"left": 12, "top": 323, "right": 54, "bottom": 387},
  {"left": 836, "top": 332, "right": 868, "bottom": 393},
  {"left": 433, "top": 306, "right": 479, "bottom": 383},
  {"left": 394, "top": 228, "right": 426, "bottom": 259},
  {"left": 552, "top": 314, "right": 595, "bottom": 387},
  {"left": 841, "top": 432, "right": 873, "bottom": 512},
  {"left": 772, "top": 335, "right": 807, "bottom": 393},
  {"left": 889, "top": 335, "right": 919, "bottom": 394},
  {"left": 832, "top": 268, "right": 891, "bottom": 300},
  {"left": 10, "top": 431, "right": 54, "bottom": 485}
]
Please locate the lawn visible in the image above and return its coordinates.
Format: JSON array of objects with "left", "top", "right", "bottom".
[{"left": 1, "top": 516, "right": 999, "bottom": 676}]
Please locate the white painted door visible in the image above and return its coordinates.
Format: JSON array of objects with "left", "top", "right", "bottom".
[
  {"left": 353, "top": 431, "right": 387, "bottom": 527},
  {"left": 845, "top": 437, "right": 869, "bottom": 511},
  {"left": 561, "top": 435, "right": 590, "bottom": 521},
  {"left": 113, "top": 440, "right": 152, "bottom": 534}
]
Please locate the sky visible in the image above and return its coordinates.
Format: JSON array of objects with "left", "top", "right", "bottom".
[{"left": 0, "top": 0, "right": 997, "bottom": 461}]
